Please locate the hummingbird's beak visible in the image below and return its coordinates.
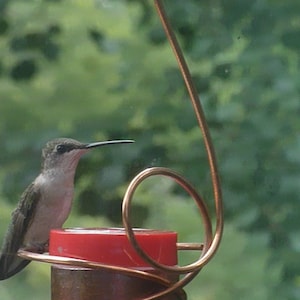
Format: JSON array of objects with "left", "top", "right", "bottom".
[{"left": 84, "top": 140, "right": 134, "bottom": 149}]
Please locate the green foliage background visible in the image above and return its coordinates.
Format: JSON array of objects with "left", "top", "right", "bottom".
[{"left": 0, "top": 0, "right": 299, "bottom": 299}]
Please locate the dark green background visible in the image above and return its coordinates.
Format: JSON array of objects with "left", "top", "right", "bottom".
[{"left": 0, "top": 0, "right": 299, "bottom": 299}]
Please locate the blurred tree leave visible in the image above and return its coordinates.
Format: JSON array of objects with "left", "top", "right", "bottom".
[{"left": 0, "top": 0, "right": 299, "bottom": 299}]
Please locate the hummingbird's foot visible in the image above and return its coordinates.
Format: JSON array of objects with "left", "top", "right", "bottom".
[
  {"left": 22, "top": 242, "right": 48, "bottom": 254},
  {"left": 43, "top": 242, "right": 49, "bottom": 253}
]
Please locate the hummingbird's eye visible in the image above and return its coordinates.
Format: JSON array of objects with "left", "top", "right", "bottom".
[{"left": 55, "top": 144, "right": 67, "bottom": 154}]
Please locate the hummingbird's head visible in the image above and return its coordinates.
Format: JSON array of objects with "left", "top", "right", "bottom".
[{"left": 41, "top": 138, "right": 134, "bottom": 172}]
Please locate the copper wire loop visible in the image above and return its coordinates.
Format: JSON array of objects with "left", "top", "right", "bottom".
[{"left": 18, "top": 1, "right": 223, "bottom": 299}]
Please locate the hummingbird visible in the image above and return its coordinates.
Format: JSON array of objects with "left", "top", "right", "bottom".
[{"left": 0, "top": 137, "right": 133, "bottom": 280}]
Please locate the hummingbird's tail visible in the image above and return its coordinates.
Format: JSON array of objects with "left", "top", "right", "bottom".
[
  {"left": 0, "top": 208, "right": 32, "bottom": 281},
  {"left": 0, "top": 181, "right": 40, "bottom": 280},
  {"left": 0, "top": 251, "right": 31, "bottom": 280}
]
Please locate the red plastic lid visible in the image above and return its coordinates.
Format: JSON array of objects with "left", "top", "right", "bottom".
[{"left": 49, "top": 228, "right": 177, "bottom": 268}]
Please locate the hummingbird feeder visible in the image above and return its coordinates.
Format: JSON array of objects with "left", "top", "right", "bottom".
[{"left": 18, "top": 0, "right": 224, "bottom": 299}]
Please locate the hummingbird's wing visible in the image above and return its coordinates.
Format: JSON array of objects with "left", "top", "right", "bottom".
[{"left": 0, "top": 182, "right": 41, "bottom": 280}]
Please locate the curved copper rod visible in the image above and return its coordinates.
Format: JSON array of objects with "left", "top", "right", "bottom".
[
  {"left": 123, "top": 0, "right": 223, "bottom": 274},
  {"left": 121, "top": 1, "right": 224, "bottom": 299},
  {"left": 154, "top": 0, "right": 224, "bottom": 258}
]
